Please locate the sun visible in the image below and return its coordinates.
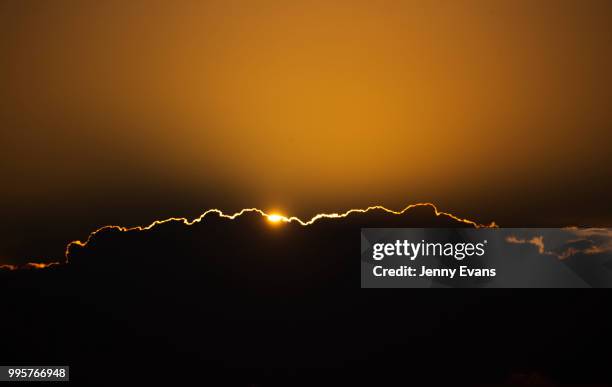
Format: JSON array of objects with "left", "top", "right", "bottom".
[{"left": 267, "top": 214, "right": 285, "bottom": 223}]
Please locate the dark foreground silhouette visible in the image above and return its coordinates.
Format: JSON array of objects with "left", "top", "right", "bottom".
[{"left": 1, "top": 206, "right": 610, "bottom": 385}]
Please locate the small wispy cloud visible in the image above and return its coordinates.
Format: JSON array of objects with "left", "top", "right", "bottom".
[{"left": 506, "top": 228, "right": 612, "bottom": 260}]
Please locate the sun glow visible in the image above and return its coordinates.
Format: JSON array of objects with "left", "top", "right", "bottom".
[{"left": 267, "top": 214, "right": 285, "bottom": 223}]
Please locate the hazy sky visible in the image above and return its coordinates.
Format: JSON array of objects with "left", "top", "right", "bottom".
[{"left": 1, "top": 0, "right": 611, "bottom": 263}]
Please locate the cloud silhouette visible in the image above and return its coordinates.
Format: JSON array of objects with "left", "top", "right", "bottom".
[{"left": 1, "top": 205, "right": 611, "bottom": 383}]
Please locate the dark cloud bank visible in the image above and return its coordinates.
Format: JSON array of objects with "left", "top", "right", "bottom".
[{"left": 1, "top": 207, "right": 611, "bottom": 385}]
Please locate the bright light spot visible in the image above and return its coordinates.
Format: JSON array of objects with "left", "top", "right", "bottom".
[{"left": 267, "top": 214, "right": 284, "bottom": 223}]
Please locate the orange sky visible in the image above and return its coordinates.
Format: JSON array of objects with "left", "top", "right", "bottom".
[{"left": 1, "top": 0, "right": 611, "bottom": 262}]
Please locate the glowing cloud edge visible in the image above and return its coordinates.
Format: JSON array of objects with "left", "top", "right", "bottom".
[{"left": 0, "top": 202, "right": 496, "bottom": 271}]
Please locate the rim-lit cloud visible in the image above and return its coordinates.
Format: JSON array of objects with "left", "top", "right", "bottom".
[{"left": 506, "top": 228, "right": 612, "bottom": 260}]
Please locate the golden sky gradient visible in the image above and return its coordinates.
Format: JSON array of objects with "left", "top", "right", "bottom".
[{"left": 1, "top": 0, "right": 611, "bottom": 262}]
